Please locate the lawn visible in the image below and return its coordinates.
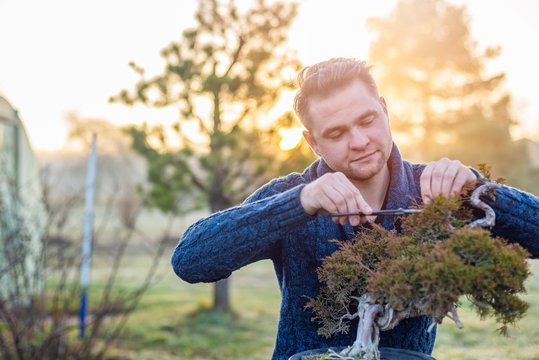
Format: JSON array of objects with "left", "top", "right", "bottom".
[
  {"left": 89, "top": 253, "right": 539, "bottom": 360},
  {"left": 89, "top": 253, "right": 280, "bottom": 360}
]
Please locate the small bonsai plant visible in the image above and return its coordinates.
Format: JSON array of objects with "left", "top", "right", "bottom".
[{"left": 304, "top": 181, "right": 530, "bottom": 360}]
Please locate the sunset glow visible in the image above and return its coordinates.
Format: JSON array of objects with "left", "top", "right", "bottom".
[
  {"left": 279, "top": 128, "right": 304, "bottom": 151},
  {"left": 0, "top": 0, "right": 538, "bottom": 153}
]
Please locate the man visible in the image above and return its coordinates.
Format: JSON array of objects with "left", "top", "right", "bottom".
[{"left": 172, "top": 58, "right": 539, "bottom": 359}]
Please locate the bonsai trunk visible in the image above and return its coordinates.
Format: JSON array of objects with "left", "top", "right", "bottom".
[
  {"left": 336, "top": 295, "right": 384, "bottom": 360},
  {"left": 335, "top": 295, "right": 420, "bottom": 360}
]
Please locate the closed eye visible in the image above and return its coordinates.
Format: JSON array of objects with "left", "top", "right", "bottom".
[
  {"left": 327, "top": 130, "right": 344, "bottom": 139},
  {"left": 358, "top": 113, "right": 376, "bottom": 126}
]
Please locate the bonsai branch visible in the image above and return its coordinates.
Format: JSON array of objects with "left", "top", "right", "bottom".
[{"left": 469, "top": 181, "right": 499, "bottom": 228}]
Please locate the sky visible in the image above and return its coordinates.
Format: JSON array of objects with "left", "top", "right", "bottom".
[{"left": 1, "top": 0, "right": 538, "bottom": 153}]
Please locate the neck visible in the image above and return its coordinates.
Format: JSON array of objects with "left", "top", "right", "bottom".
[{"left": 351, "top": 164, "right": 390, "bottom": 211}]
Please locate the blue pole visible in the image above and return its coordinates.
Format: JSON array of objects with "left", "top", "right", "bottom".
[
  {"left": 79, "top": 134, "right": 97, "bottom": 338},
  {"left": 79, "top": 290, "right": 88, "bottom": 337}
]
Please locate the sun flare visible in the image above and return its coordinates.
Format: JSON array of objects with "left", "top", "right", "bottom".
[{"left": 279, "top": 127, "right": 304, "bottom": 151}]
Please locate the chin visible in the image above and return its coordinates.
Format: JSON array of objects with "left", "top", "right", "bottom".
[
  {"left": 350, "top": 172, "right": 378, "bottom": 181},
  {"left": 348, "top": 163, "right": 384, "bottom": 181}
]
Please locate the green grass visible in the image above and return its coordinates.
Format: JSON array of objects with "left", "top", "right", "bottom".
[
  {"left": 81, "top": 254, "right": 539, "bottom": 360},
  {"left": 94, "top": 256, "right": 281, "bottom": 359}
]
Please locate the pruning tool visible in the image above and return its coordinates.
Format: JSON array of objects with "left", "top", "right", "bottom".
[{"left": 329, "top": 208, "right": 423, "bottom": 218}]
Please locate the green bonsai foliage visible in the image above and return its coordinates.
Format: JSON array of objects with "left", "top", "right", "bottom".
[{"left": 306, "top": 194, "right": 530, "bottom": 346}]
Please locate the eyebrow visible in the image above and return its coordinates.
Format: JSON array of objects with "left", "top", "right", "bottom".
[{"left": 321, "top": 109, "right": 377, "bottom": 137}]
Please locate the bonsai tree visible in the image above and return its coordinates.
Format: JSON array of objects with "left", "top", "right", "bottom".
[{"left": 305, "top": 180, "right": 530, "bottom": 360}]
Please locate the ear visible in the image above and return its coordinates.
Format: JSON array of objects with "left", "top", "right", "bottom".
[
  {"left": 379, "top": 96, "right": 389, "bottom": 116},
  {"left": 303, "top": 130, "right": 322, "bottom": 157}
]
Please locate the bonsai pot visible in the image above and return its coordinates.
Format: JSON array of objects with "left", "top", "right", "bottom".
[{"left": 289, "top": 347, "right": 436, "bottom": 360}]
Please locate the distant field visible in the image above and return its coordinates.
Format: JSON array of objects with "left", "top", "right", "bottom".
[
  {"left": 95, "top": 257, "right": 281, "bottom": 360},
  {"left": 85, "top": 254, "right": 539, "bottom": 360}
]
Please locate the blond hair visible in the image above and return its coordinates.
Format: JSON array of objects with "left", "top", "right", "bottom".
[{"left": 293, "top": 58, "right": 379, "bottom": 127}]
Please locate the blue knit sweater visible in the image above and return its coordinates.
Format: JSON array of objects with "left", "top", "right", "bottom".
[{"left": 172, "top": 144, "right": 539, "bottom": 359}]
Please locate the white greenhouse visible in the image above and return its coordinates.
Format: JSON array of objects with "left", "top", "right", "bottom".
[{"left": 0, "top": 95, "right": 47, "bottom": 305}]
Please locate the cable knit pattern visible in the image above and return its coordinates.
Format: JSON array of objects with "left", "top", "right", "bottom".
[
  {"left": 171, "top": 143, "right": 539, "bottom": 359},
  {"left": 487, "top": 185, "right": 539, "bottom": 257}
]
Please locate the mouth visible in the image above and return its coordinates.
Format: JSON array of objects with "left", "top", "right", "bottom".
[{"left": 351, "top": 151, "right": 377, "bottom": 163}]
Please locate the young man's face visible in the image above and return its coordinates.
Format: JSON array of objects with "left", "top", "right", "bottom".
[{"left": 303, "top": 80, "right": 393, "bottom": 183}]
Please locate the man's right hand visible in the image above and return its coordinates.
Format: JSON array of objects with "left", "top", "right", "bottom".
[{"left": 300, "top": 172, "right": 372, "bottom": 226}]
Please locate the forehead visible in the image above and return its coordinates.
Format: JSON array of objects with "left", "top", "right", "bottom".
[{"left": 307, "top": 80, "right": 380, "bottom": 132}]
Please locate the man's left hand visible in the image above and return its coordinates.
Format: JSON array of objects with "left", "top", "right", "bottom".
[{"left": 420, "top": 158, "right": 477, "bottom": 204}]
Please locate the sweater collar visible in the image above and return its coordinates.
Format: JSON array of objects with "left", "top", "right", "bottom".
[{"left": 380, "top": 143, "right": 416, "bottom": 229}]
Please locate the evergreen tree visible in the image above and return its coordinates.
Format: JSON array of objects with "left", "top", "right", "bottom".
[
  {"left": 367, "top": 0, "right": 536, "bottom": 191},
  {"left": 112, "top": 0, "right": 304, "bottom": 311}
]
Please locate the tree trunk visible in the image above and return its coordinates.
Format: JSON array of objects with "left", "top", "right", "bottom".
[
  {"left": 213, "top": 278, "right": 230, "bottom": 312},
  {"left": 209, "top": 172, "right": 232, "bottom": 312}
]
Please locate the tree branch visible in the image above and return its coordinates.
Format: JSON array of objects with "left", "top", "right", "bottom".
[
  {"left": 184, "top": 165, "right": 208, "bottom": 193},
  {"left": 230, "top": 106, "right": 253, "bottom": 130},
  {"left": 223, "top": 35, "right": 245, "bottom": 78},
  {"left": 193, "top": 112, "right": 211, "bottom": 135}
]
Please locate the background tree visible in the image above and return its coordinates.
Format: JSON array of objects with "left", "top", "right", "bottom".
[
  {"left": 367, "top": 0, "right": 538, "bottom": 192},
  {"left": 112, "top": 0, "right": 304, "bottom": 311}
]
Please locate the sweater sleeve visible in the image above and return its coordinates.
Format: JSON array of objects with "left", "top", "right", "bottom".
[
  {"left": 171, "top": 179, "right": 311, "bottom": 283},
  {"left": 487, "top": 184, "right": 539, "bottom": 258}
]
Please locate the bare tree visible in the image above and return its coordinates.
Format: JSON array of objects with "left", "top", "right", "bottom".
[{"left": 0, "top": 144, "right": 173, "bottom": 359}]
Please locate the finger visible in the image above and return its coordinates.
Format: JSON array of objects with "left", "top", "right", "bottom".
[
  {"left": 324, "top": 179, "right": 352, "bottom": 225},
  {"left": 420, "top": 162, "right": 435, "bottom": 203},
  {"left": 430, "top": 158, "right": 450, "bottom": 199},
  {"left": 316, "top": 191, "right": 341, "bottom": 224},
  {"left": 450, "top": 167, "right": 478, "bottom": 197},
  {"left": 334, "top": 174, "right": 371, "bottom": 225},
  {"left": 354, "top": 190, "right": 373, "bottom": 225},
  {"left": 348, "top": 189, "right": 366, "bottom": 226},
  {"left": 339, "top": 188, "right": 361, "bottom": 226},
  {"left": 324, "top": 182, "right": 360, "bottom": 226},
  {"left": 332, "top": 174, "right": 357, "bottom": 221},
  {"left": 334, "top": 173, "right": 372, "bottom": 213},
  {"left": 306, "top": 174, "right": 343, "bottom": 216},
  {"left": 440, "top": 160, "right": 461, "bottom": 198},
  {"left": 319, "top": 186, "right": 347, "bottom": 223}
]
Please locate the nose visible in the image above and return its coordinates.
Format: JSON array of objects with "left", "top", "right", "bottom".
[{"left": 349, "top": 127, "right": 369, "bottom": 150}]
